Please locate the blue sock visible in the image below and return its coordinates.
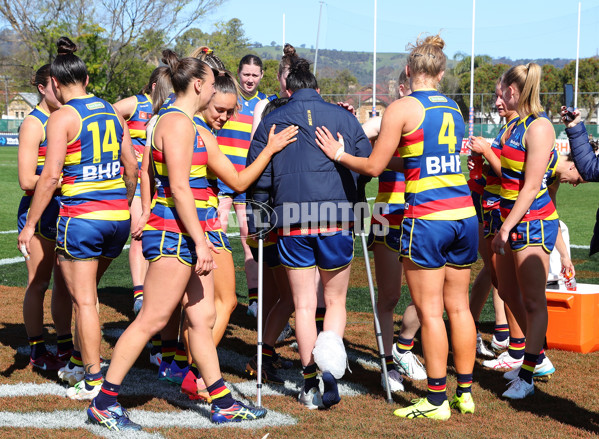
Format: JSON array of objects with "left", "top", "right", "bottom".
[
  {"left": 519, "top": 352, "right": 539, "bottom": 384},
  {"left": 456, "top": 373, "right": 473, "bottom": 396},
  {"left": 395, "top": 336, "right": 414, "bottom": 354},
  {"left": 426, "top": 376, "right": 447, "bottom": 406},
  {"left": 84, "top": 371, "right": 103, "bottom": 391},
  {"left": 94, "top": 380, "right": 120, "bottom": 411},
  {"left": 303, "top": 364, "right": 319, "bottom": 392},
  {"left": 28, "top": 335, "right": 47, "bottom": 360},
  {"left": 207, "top": 378, "right": 235, "bottom": 409},
  {"left": 494, "top": 324, "right": 509, "bottom": 342}
]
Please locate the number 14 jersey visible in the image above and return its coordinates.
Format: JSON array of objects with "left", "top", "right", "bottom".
[
  {"left": 60, "top": 94, "right": 129, "bottom": 221},
  {"left": 399, "top": 89, "right": 475, "bottom": 221}
]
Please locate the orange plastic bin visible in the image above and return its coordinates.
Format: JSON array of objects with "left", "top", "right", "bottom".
[{"left": 546, "top": 283, "right": 599, "bottom": 353}]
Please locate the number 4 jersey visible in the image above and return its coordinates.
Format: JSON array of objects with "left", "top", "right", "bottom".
[
  {"left": 399, "top": 90, "right": 475, "bottom": 221},
  {"left": 59, "top": 94, "right": 129, "bottom": 221}
]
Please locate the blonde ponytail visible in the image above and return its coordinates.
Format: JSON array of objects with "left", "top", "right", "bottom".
[{"left": 503, "top": 63, "right": 543, "bottom": 117}]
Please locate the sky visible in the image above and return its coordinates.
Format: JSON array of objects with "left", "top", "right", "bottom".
[{"left": 203, "top": 0, "right": 599, "bottom": 60}]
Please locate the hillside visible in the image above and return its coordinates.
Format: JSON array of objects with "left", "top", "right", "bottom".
[
  {"left": 254, "top": 45, "right": 574, "bottom": 86},
  {"left": 254, "top": 45, "right": 410, "bottom": 85}
]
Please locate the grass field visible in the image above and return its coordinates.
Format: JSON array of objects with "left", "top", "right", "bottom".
[{"left": 1, "top": 146, "right": 598, "bottom": 438}]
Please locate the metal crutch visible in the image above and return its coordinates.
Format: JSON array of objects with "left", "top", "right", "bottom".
[{"left": 358, "top": 201, "right": 393, "bottom": 404}]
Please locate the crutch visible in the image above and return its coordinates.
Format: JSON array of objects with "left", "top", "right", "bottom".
[
  {"left": 252, "top": 198, "right": 269, "bottom": 409},
  {"left": 357, "top": 187, "right": 393, "bottom": 404}
]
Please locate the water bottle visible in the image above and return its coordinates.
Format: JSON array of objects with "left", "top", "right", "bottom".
[
  {"left": 469, "top": 153, "right": 484, "bottom": 180},
  {"left": 564, "top": 269, "right": 577, "bottom": 291}
]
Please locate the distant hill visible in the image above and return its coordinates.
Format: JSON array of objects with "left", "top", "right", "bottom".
[
  {"left": 253, "top": 45, "right": 410, "bottom": 85},
  {"left": 253, "top": 44, "right": 574, "bottom": 86}
]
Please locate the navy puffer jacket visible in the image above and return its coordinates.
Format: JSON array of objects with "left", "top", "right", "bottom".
[{"left": 247, "top": 88, "right": 372, "bottom": 229}]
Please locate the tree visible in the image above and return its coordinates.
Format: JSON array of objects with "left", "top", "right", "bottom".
[
  {"left": 318, "top": 69, "right": 359, "bottom": 101},
  {"left": 540, "top": 64, "right": 562, "bottom": 118},
  {"left": 208, "top": 18, "right": 253, "bottom": 71},
  {"left": 260, "top": 59, "right": 281, "bottom": 96},
  {"left": 174, "top": 28, "right": 209, "bottom": 58},
  {"left": 271, "top": 41, "right": 277, "bottom": 47},
  {"left": 0, "top": 0, "right": 226, "bottom": 101},
  {"left": 562, "top": 58, "right": 599, "bottom": 123}
]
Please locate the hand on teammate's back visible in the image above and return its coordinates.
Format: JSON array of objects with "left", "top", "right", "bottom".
[{"left": 265, "top": 124, "right": 299, "bottom": 154}]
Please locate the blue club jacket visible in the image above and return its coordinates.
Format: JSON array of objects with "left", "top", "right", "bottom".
[
  {"left": 566, "top": 122, "right": 599, "bottom": 182},
  {"left": 247, "top": 88, "right": 372, "bottom": 229},
  {"left": 565, "top": 121, "right": 599, "bottom": 255}
]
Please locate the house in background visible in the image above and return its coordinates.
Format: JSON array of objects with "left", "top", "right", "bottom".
[
  {"left": 346, "top": 83, "right": 395, "bottom": 124},
  {"left": 3, "top": 92, "right": 39, "bottom": 119}
]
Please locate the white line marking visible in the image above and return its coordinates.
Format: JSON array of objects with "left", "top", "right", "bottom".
[
  {"left": 0, "top": 408, "right": 296, "bottom": 438},
  {"left": 0, "top": 230, "right": 17, "bottom": 234},
  {"left": 0, "top": 257, "right": 24, "bottom": 266}
]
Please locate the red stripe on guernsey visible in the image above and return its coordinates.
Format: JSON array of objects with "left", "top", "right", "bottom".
[
  {"left": 500, "top": 202, "right": 556, "bottom": 222},
  {"left": 127, "top": 120, "right": 147, "bottom": 132},
  {"left": 152, "top": 147, "right": 207, "bottom": 165},
  {"left": 503, "top": 147, "right": 526, "bottom": 163},
  {"left": 133, "top": 144, "right": 145, "bottom": 155},
  {"left": 379, "top": 180, "right": 405, "bottom": 193},
  {"left": 192, "top": 148, "right": 208, "bottom": 165},
  {"left": 372, "top": 213, "right": 404, "bottom": 226},
  {"left": 405, "top": 195, "right": 473, "bottom": 218},
  {"left": 38, "top": 146, "right": 47, "bottom": 157},
  {"left": 468, "top": 178, "right": 485, "bottom": 195},
  {"left": 162, "top": 187, "right": 210, "bottom": 200},
  {"left": 217, "top": 136, "right": 250, "bottom": 148},
  {"left": 401, "top": 128, "right": 424, "bottom": 148},
  {"left": 60, "top": 199, "right": 128, "bottom": 217},
  {"left": 100, "top": 388, "right": 119, "bottom": 397},
  {"left": 403, "top": 167, "right": 421, "bottom": 181},
  {"left": 502, "top": 178, "right": 523, "bottom": 192},
  {"left": 428, "top": 384, "right": 446, "bottom": 392},
  {"left": 62, "top": 176, "right": 76, "bottom": 185},
  {"left": 228, "top": 113, "right": 253, "bottom": 125},
  {"left": 66, "top": 140, "right": 82, "bottom": 155},
  {"left": 147, "top": 214, "right": 219, "bottom": 235}
]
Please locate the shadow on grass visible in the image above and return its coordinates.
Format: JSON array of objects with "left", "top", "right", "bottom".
[
  {"left": 474, "top": 360, "right": 599, "bottom": 434},
  {"left": 97, "top": 286, "right": 136, "bottom": 322},
  {"left": 0, "top": 322, "right": 63, "bottom": 378}
]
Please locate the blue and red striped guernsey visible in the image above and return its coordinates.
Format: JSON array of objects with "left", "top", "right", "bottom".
[
  {"left": 125, "top": 94, "right": 153, "bottom": 168},
  {"left": 193, "top": 114, "right": 221, "bottom": 231},
  {"left": 499, "top": 113, "right": 558, "bottom": 222},
  {"left": 371, "top": 147, "right": 405, "bottom": 228},
  {"left": 399, "top": 90, "right": 475, "bottom": 221},
  {"left": 144, "top": 107, "right": 218, "bottom": 235},
  {"left": 126, "top": 94, "right": 153, "bottom": 149},
  {"left": 60, "top": 94, "right": 129, "bottom": 221},
  {"left": 482, "top": 115, "right": 519, "bottom": 211},
  {"left": 545, "top": 146, "right": 560, "bottom": 188},
  {"left": 216, "top": 91, "right": 267, "bottom": 191},
  {"left": 22, "top": 105, "right": 50, "bottom": 196}
]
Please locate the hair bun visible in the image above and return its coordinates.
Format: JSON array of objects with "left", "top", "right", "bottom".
[
  {"left": 161, "top": 49, "right": 180, "bottom": 73},
  {"left": 56, "top": 36, "right": 77, "bottom": 55},
  {"left": 289, "top": 58, "right": 310, "bottom": 74},
  {"left": 422, "top": 35, "right": 445, "bottom": 50},
  {"left": 283, "top": 44, "right": 296, "bottom": 58}
]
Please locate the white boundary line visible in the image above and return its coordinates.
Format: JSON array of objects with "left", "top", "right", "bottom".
[{"left": 0, "top": 230, "right": 17, "bottom": 234}]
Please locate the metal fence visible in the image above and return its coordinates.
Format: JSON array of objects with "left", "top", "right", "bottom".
[
  {"left": 0, "top": 118, "right": 23, "bottom": 134},
  {"left": 320, "top": 91, "right": 599, "bottom": 129}
]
